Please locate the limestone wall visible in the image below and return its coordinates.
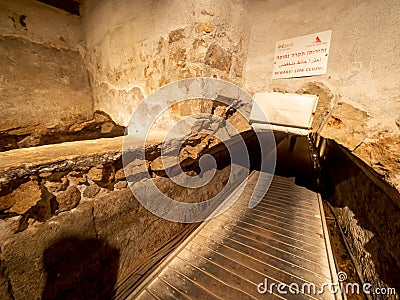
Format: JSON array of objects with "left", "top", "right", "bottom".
[
  {"left": 245, "top": 0, "right": 400, "bottom": 132},
  {"left": 81, "top": 0, "right": 249, "bottom": 127},
  {"left": 322, "top": 140, "right": 400, "bottom": 296},
  {"left": 0, "top": 0, "right": 93, "bottom": 143},
  {"left": 244, "top": 0, "right": 400, "bottom": 193},
  {"left": 80, "top": 0, "right": 399, "bottom": 193}
]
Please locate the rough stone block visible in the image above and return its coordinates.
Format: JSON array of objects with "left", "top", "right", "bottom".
[
  {"left": 87, "top": 166, "right": 104, "bottom": 181},
  {"left": 82, "top": 184, "right": 101, "bottom": 198},
  {"left": 44, "top": 177, "right": 69, "bottom": 193},
  {"left": 205, "top": 43, "right": 232, "bottom": 73},
  {"left": 5, "top": 181, "right": 42, "bottom": 214},
  {"left": 56, "top": 186, "right": 81, "bottom": 212},
  {"left": 320, "top": 102, "right": 369, "bottom": 151}
]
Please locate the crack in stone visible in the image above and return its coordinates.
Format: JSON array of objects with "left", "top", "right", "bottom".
[
  {"left": 0, "top": 33, "right": 78, "bottom": 51},
  {"left": 0, "top": 257, "right": 15, "bottom": 300},
  {"left": 6, "top": 275, "right": 14, "bottom": 300},
  {"left": 91, "top": 206, "right": 99, "bottom": 242}
]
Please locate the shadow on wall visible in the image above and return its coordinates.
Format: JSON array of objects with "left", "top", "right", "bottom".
[
  {"left": 321, "top": 140, "right": 400, "bottom": 292},
  {"left": 42, "top": 237, "right": 119, "bottom": 300}
]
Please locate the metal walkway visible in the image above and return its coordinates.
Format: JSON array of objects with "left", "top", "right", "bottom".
[{"left": 128, "top": 171, "right": 340, "bottom": 300}]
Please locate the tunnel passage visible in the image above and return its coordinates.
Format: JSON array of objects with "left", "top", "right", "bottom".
[
  {"left": 120, "top": 132, "right": 341, "bottom": 300},
  {"left": 0, "top": 0, "right": 399, "bottom": 298},
  {"left": 118, "top": 132, "right": 399, "bottom": 300},
  {"left": 0, "top": 81, "right": 398, "bottom": 299}
]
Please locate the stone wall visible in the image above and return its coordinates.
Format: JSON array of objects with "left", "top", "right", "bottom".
[
  {"left": 0, "top": 132, "right": 240, "bottom": 299},
  {"left": 322, "top": 140, "right": 400, "bottom": 297},
  {"left": 0, "top": 0, "right": 95, "bottom": 145},
  {"left": 244, "top": 0, "right": 400, "bottom": 195},
  {"left": 245, "top": 0, "right": 400, "bottom": 134},
  {"left": 79, "top": 0, "right": 399, "bottom": 194},
  {"left": 81, "top": 0, "right": 249, "bottom": 128}
]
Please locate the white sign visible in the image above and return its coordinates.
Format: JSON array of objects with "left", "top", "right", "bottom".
[
  {"left": 272, "top": 30, "right": 332, "bottom": 79},
  {"left": 251, "top": 92, "right": 318, "bottom": 129}
]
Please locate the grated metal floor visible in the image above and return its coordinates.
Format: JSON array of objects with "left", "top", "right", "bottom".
[{"left": 128, "top": 172, "right": 341, "bottom": 300}]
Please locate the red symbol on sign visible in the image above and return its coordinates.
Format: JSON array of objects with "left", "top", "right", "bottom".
[{"left": 315, "top": 36, "right": 321, "bottom": 43}]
